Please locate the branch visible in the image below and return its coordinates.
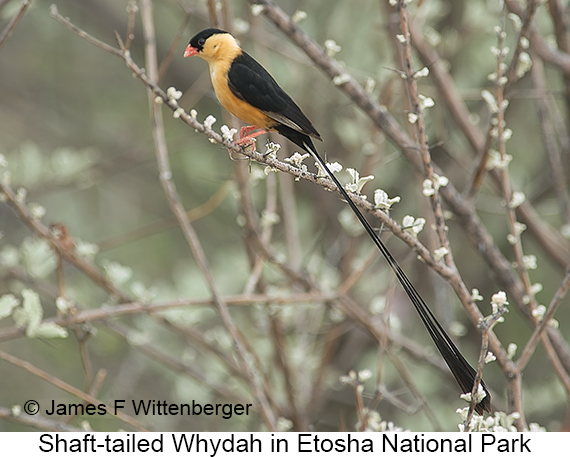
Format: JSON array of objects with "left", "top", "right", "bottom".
[
  {"left": 0, "top": 406, "right": 81, "bottom": 432},
  {"left": 0, "top": 179, "right": 129, "bottom": 301},
  {"left": 0, "top": 0, "right": 31, "bottom": 52},
  {"left": 517, "top": 267, "right": 570, "bottom": 372},
  {"left": 0, "top": 292, "right": 337, "bottom": 343},
  {"left": 395, "top": 0, "right": 454, "bottom": 271},
  {"left": 0, "top": 349, "right": 147, "bottom": 431},
  {"left": 505, "top": 0, "right": 570, "bottom": 76}
]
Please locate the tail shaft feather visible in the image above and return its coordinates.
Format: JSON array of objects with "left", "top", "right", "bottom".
[{"left": 275, "top": 125, "right": 491, "bottom": 414}]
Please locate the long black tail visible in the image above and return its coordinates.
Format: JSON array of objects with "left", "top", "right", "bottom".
[{"left": 276, "top": 125, "right": 491, "bottom": 414}]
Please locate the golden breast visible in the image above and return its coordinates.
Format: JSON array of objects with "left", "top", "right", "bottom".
[{"left": 209, "top": 60, "right": 273, "bottom": 130}]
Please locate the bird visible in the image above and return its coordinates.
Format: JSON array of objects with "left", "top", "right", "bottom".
[
  {"left": 183, "top": 28, "right": 322, "bottom": 151},
  {"left": 184, "top": 28, "right": 491, "bottom": 414}
]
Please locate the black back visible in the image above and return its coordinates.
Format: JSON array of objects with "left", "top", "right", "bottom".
[{"left": 227, "top": 52, "right": 321, "bottom": 139}]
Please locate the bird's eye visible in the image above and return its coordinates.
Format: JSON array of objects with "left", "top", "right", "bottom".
[{"left": 198, "top": 38, "right": 206, "bottom": 46}]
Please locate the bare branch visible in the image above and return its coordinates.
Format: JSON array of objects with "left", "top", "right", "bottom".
[{"left": 0, "top": 0, "right": 30, "bottom": 52}]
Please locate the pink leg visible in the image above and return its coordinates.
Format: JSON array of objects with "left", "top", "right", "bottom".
[
  {"left": 236, "top": 125, "right": 267, "bottom": 146},
  {"left": 239, "top": 125, "right": 261, "bottom": 138}
]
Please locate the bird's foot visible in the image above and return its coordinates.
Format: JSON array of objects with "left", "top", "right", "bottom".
[
  {"left": 235, "top": 126, "right": 267, "bottom": 148},
  {"left": 227, "top": 126, "right": 267, "bottom": 158},
  {"left": 238, "top": 125, "right": 263, "bottom": 138}
]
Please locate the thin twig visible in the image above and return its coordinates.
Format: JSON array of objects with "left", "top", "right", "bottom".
[
  {"left": 517, "top": 267, "right": 570, "bottom": 371},
  {"left": 0, "top": 406, "right": 81, "bottom": 432},
  {"left": 545, "top": 0, "right": 570, "bottom": 124},
  {"left": 464, "top": 314, "right": 503, "bottom": 431},
  {"left": 0, "top": 349, "right": 148, "bottom": 431},
  {"left": 0, "top": 180, "right": 129, "bottom": 301},
  {"left": 108, "top": 322, "right": 250, "bottom": 406},
  {"left": 50, "top": 5, "right": 122, "bottom": 57},
  {"left": 396, "top": 0, "right": 453, "bottom": 266},
  {"left": 530, "top": 56, "right": 570, "bottom": 225},
  {"left": 123, "top": 0, "right": 137, "bottom": 51},
  {"left": 502, "top": 0, "right": 540, "bottom": 94},
  {"left": 0, "top": 292, "right": 337, "bottom": 342},
  {"left": 505, "top": 0, "right": 570, "bottom": 76},
  {"left": 98, "top": 180, "right": 232, "bottom": 252},
  {"left": 0, "top": 0, "right": 31, "bottom": 52},
  {"left": 158, "top": 8, "right": 191, "bottom": 83}
]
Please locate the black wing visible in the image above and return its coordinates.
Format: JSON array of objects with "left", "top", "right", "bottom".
[{"left": 227, "top": 52, "right": 321, "bottom": 140}]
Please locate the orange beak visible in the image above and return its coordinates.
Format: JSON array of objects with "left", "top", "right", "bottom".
[{"left": 184, "top": 44, "right": 199, "bottom": 58}]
